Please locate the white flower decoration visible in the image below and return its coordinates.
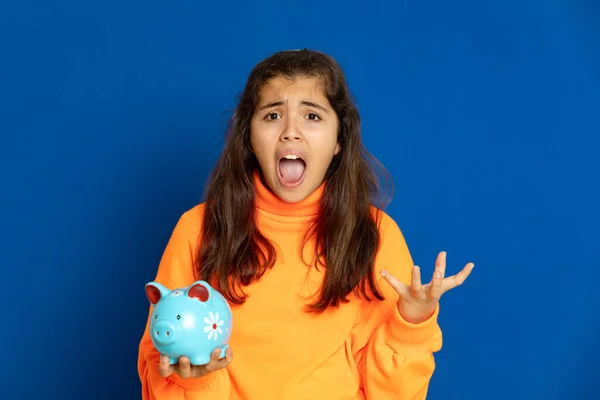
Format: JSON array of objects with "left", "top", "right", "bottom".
[{"left": 203, "top": 311, "right": 224, "bottom": 340}]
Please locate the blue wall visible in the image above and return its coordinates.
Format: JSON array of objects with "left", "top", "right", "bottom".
[{"left": 1, "top": 1, "right": 598, "bottom": 399}]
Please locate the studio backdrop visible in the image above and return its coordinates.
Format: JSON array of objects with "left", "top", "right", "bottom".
[{"left": 1, "top": 1, "right": 598, "bottom": 399}]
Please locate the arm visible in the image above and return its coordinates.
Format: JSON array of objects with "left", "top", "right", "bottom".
[
  {"left": 354, "top": 213, "right": 442, "bottom": 399},
  {"left": 358, "top": 294, "right": 442, "bottom": 399},
  {"left": 137, "top": 207, "right": 231, "bottom": 400}
]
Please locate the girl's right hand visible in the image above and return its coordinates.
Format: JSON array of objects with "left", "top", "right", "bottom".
[{"left": 158, "top": 347, "right": 233, "bottom": 379}]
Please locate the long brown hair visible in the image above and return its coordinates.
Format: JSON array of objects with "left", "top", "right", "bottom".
[{"left": 196, "top": 49, "right": 394, "bottom": 313}]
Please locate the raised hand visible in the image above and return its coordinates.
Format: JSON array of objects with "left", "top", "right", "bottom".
[
  {"left": 158, "top": 347, "right": 233, "bottom": 379},
  {"left": 381, "top": 251, "right": 474, "bottom": 324}
]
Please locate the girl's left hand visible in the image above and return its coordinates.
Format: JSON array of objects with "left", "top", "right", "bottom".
[{"left": 381, "top": 251, "right": 474, "bottom": 324}]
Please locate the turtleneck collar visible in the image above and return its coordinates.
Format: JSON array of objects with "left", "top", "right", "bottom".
[{"left": 253, "top": 170, "right": 324, "bottom": 217}]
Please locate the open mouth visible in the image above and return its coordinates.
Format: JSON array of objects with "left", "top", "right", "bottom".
[{"left": 277, "top": 154, "right": 306, "bottom": 189}]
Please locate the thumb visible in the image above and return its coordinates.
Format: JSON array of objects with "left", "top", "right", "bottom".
[
  {"left": 380, "top": 270, "right": 409, "bottom": 297},
  {"left": 158, "top": 354, "right": 173, "bottom": 377}
]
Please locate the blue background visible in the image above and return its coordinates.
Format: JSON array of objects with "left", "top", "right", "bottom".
[{"left": 1, "top": 1, "right": 598, "bottom": 399}]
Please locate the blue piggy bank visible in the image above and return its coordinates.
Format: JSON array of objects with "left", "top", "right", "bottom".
[{"left": 145, "top": 280, "right": 233, "bottom": 366}]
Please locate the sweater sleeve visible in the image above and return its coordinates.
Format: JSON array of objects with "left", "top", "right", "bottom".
[
  {"left": 353, "top": 212, "right": 443, "bottom": 399},
  {"left": 137, "top": 207, "right": 231, "bottom": 400}
]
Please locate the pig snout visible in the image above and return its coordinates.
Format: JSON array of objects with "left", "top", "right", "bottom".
[{"left": 152, "top": 320, "right": 178, "bottom": 345}]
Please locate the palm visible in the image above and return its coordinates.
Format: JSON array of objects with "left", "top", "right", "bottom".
[
  {"left": 382, "top": 251, "right": 474, "bottom": 324},
  {"left": 158, "top": 347, "right": 233, "bottom": 379}
]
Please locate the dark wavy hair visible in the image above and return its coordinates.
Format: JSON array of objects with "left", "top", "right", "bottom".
[{"left": 196, "top": 49, "right": 394, "bottom": 313}]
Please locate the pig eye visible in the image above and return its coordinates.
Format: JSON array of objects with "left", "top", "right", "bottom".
[{"left": 177, "top": 315, "right": 181, "bottom": 320}]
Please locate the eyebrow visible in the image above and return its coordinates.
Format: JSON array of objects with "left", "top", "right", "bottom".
[{"left": 258, "top": 100, "right": 329, "bottom": 113}]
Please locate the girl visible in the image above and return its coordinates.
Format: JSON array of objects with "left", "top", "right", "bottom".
[{"left": 137, "top": 49, "right": 474, "bottom": 399}]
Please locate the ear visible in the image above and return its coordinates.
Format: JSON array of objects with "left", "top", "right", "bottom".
[
  {"left": 334, "top": 142, "right": 341, "bottom": 155},
  {"left": 145, "top": 282, "right": 170, "bottom": 305},
  {"left": 188, "top": 281, "right": 210, "bottom": 302}
]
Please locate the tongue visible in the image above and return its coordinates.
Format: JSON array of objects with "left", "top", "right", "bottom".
[{"left": 279, "top": 159, "right": 305, "bottom": 183}]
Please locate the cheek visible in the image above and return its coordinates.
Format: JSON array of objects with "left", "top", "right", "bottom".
[
  {"left": 250, "top": 129, "right": 275, "bottom": 162},
  {"left": 311, "top": 124, "right": 339, "bottom": 151},
  {"left": 250, "top": 124, "right": 265, "bottom": 152}
]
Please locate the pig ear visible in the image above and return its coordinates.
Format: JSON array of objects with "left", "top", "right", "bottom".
[
  {"left": 188, "top": 282, "right": 209, "bottom": 302},
  {"left": 145, "top": 282, "right": 170, "bottom": 305}
]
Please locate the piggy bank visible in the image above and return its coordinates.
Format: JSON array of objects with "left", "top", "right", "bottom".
[{"left": 145, "top": 280, "right": 233, "bottom": 366}]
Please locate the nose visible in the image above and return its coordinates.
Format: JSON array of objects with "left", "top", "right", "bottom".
[
  {"left": 280, "top": 119, "right": 303, "bottom": 142},
  {"left": 152, "top": 321, "right": 177, "bottom": 345}
]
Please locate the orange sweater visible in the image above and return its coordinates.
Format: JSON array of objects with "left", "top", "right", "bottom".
[{"left": 138, "top": 173, "right": 443, "bottom": 399}]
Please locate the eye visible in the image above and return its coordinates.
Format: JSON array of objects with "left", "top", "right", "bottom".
[
  {"left": 154, "top": 315, "right": 157, "bottom": 319},
  {"left": 264, "top": 112, "right": 280, "bottom": 120},
  {"left": 306, "top": 113, "right": 321, "bottom": 121},
  {"left": 177, "top": 315, "right": 181, "bottom": 320}
]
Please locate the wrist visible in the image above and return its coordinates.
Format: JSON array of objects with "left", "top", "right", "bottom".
[
  {"left": 383, "top": 302, "right": 442, "bottom": 356},
  {"left": 397, "top": 302, "right": 437, "bottom": 325},
  {"left": 166, "top": 371, "right": 217, "bottom": 391}
]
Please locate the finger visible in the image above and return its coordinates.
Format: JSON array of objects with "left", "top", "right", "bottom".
[
  {"left": 435, "top": 251, "right": 447, "bottom": 279},
  {"left": 410, "top": 266, "right": 425, "bottom": 299},
  {"left": 204, "top": 348, "right": 222, "bottom": 372},
  {"left": 442, "top": 262, "right": 474, "bottom": 293},
  {"left": 214, "top": 347, "right": 233, "bottom": 368},
  {"left": 158, "top": 355, "right": 172, "bottom": 378},
  {"left": 211, "top": 348, "right": 223, "bottom": 361},
  {"left": 206, "top": 348, "right": 232, "bottom": 372},
  {"left": 429, "top": 268, "right": 443, "bottom": 299},
  {"left": 380, "top": 270, "right": 410, "bottom": 297},
  {"left": 178, "top": 356, "right": 191, "bottom": 378}
]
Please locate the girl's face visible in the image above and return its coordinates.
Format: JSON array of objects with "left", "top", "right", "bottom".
[{"left": 250, "top": 76, "right": 341, "bottom": 203}]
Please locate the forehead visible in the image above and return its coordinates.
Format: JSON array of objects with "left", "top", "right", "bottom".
[{"left": 258, "top": 76, "right": 328, "bottom": 103}]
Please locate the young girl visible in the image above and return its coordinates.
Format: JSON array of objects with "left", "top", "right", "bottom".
[{"left": 137, "top": 49, "right": 474, "bottom": 399}]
